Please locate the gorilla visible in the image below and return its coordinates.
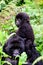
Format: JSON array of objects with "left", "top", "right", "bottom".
[
  {"left": 15, "top": 12, "right": 34, "bottom": 43},
  {"left": 3, "top": 34, "right": 32, "bottom": 65}
]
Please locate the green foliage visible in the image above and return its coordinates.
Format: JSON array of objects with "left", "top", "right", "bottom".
[
  {"left": 0, "top": 31, "right": 8, "bottom": 45},
  {"left": 32, "top": 25, "right": 43, "bottom": 55},
  {"left": 18, "top": 52, "right": 27, "bottom": 65},
  {"left": 0, "top": 0, "right": 6, "bottom": 11},
  {"left": 0, "top": 46, "right": 11, "bottom": 65},
  {"left": 0, "top": 0, "right": 12, "bottom": 11},
  {"left": 15, "top": 0, "right": 25, "bottom": 6},
  {"left": 16, "top": 52, "right": 27, "bottom": 65},
  {"left": 4, "top": 0, "right": 12, "bottom": 4}
]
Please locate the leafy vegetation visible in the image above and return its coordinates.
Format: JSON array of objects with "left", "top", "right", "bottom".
[{"left": 0, "top": 0, "right": 43, "bottom": 65}]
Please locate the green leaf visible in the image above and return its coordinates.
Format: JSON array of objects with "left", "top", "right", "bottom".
[{"left": 18, "top": 52, "right": 27, "bottom": 65}]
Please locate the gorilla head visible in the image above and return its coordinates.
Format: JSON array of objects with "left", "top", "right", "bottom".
[
  {"left": 3, "top": 34, "right": 25, "bottom": 57},
  {"left": 15, "top": 12, "right": 30, "bottom": 27}
]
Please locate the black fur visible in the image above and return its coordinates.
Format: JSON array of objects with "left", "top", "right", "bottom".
[
  {"left": 3, "top": 34, "right": 25, "bottom": 57},
  {"left": 15, "top": 12, "right": 34, "bottom": 43},
  {"left": 3, "top": 34, "right": 31, "bottom": 65}
]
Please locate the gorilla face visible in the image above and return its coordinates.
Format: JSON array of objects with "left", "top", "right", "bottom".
[
  {"left": 15, "top": 18, "right": 22, "bottom": 27},
  {"left": 3, "top": 34, "right": 25, "bottom": 57},
  {"left": 15, "top": 12, "right": 29, "bottom": 27},
  {"left": 10, "top": 39, "right": 25, "bottom": 57}
]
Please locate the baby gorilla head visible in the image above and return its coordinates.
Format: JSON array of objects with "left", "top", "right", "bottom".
[
  {"left": 15, "top": 12, "right": 29, "bottom": 27},
  {"left": 3, "top": 34, "right": 25, "bottom": 57}
]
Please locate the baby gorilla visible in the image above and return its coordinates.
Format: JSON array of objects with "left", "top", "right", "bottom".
[{"left": 15, "top": 12, "right": 34, "bottom": 43}]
